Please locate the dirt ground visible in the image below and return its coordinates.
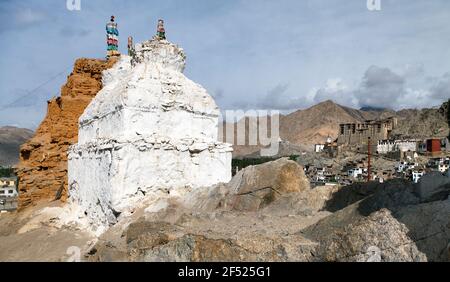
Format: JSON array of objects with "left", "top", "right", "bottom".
[{"left": 0, "top": 201, "right": 94, "bottom": 262}]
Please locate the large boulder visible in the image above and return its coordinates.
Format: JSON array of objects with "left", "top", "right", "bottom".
[
  {"left": 308, "top": 209, "right": 427, "bottom": 262},
  {"left": 226, "top": 158, "right": 310, "bottom": 211},
  {"left": 139, "top": 234, "right": 263, "bottom": 262},
  {"left": 260, "top": 185, "right": 339, "bottom": 217}
]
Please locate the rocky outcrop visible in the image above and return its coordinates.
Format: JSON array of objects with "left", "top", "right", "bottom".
[
  {"left": 15, "top": 58, "right": 118, "bottom": 209},
  {"left": 88, "top": 207, "right": 323, "bottom": 262},
  {"left": 6, "top": 156, "right": 448, "bottom": 262},
  {"left": 84, "top": 159, "right": 329, "bottom": 262},
  {"left": 121, "top": 221, "right": 286, "bottom": 262},
  {"left": 304, "top": 173, "right": 450, "bottom": 261},
  {"left": 415, "top": 171, "right": 450, "bottom": 201},
  {"left": 311, "top": 209, "right": 427, "bottom": 262},
  {"left": 395, "top": 199, "right": 450, "bottom": 261}
]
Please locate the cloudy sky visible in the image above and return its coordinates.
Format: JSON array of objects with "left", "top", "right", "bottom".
[{"left": 0, "top": 0, "right": 449, "bottom": 129}]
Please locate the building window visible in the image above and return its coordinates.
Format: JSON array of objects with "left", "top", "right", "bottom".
[
  {"left": 8, "top": 190, "right": 13, "bottom": 194},
  {"left": 0, "top": 190, "right": 4, "bottom": 194}
]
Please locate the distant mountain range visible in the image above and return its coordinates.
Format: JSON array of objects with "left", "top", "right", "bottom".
[
  {"left": 0, "top": 126, "right": 34, "bottom": 167},
  {"left": 225, "top": 100, "right": 449, "bottom": 157}
]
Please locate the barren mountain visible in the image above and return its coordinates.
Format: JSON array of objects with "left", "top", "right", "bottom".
[
  {"left": 0, "top": 126, "right": 34, "bottom": 166},
  {"left": 280, "top": 100, "right": 402, "bottom": 146}
]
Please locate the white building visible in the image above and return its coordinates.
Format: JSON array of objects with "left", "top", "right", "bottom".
[
  {"left": 396, "top": 140, "right": 417, "bottom": 152},
  {"left": 316, "top": 167, "right": 325, "bottom": 181},
  {"left": 377, "top": 140, "right": 396, "bottom": 154},
  {"left": 396, "top": 162, "right": 407, "bottom": 173},
  {"left": 412, "top": 171, "right": 424, "bottom": 183},
  {"left": 407, "top": 162, "right": 418, "bottom": 170},
  {"left": 396, "top": 162, "right": 417, "bottom": 173},
  {"left": 348, "top": 168, "right": 363, "bottom": 178},
  {"left": 428, "top": 158, "right": 449, "bottom": 171},
  {"left": 314, "top": 144, "right": 325, "bottom": 153},
  {"left": 0, "top": 186, "right": 18, "bottom": 198},
  {"left": 377, "top": 140, "right": 417, "bottom": 154},
  {"left": 438, "top": 163, "right": 449, "bottom": 173},
  {"left": 0, "top": 178, "right": 16, "bottom": 187}
]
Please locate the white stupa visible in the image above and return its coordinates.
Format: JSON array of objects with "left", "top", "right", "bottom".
[{"left": 68, "top": 39, "right": 232, "bottom": 229}]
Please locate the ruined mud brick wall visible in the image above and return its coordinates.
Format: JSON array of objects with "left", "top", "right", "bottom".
[
  {"left": 15, "top": 58, "right": 118, "bottom": 210},
  {"left": 337, "top": 117, "right": 398, "bottom": 146}
]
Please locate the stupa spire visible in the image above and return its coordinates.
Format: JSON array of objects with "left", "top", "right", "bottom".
[
  {"left": 106, "top": 15, "right": 120, "bottom": 57},
  {"left": 156, "top": 19, "right": 166, "bottom": 40}
]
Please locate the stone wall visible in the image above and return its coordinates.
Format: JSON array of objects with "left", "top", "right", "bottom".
[
  {"left": 337, "top": 117, "right": 397, "bottom": 145},
  {"left": 15, "top": 58, "right": 118, "bottom": 210}
]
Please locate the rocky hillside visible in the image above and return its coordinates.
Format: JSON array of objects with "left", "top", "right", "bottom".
[
  {"left": 391, "top": 104, "right": 449, "bottom": 139},
  {"left": 15, "top": 58, "right": 118, "bottom": 210},
  {"left": 87, "top": 161, "right": 450, "bottom": 262},
  {"left": 0, "top": 126, "right": 34, "bottom": 167},
  {"left": 0, "top": 158, "right": 448, "bottom": 261}
]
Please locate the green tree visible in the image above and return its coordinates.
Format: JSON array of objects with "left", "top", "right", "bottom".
[{"left": 0, "top": 167, "right": 14, "bottom": 178}]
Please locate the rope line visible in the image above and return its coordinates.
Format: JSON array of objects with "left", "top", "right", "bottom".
[{"left": 0, "top": 65, "right": 73, "bottom": 111}]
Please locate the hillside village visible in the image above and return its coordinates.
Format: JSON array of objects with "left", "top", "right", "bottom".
[
  {"left": 304, "top": 109, "right": 450, "bottom": 187},
  {"left": 227, "top": 100, "right": 450, "bottom": 190}
]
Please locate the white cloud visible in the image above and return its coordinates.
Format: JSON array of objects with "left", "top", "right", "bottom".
[
  {"left": 309, "top": 66, "right": 449, "bottom": 110},
  {"left": 400, "top": 63, "right": 425, "bottom": 78},
  {"left": 430, "top": 72, "right": 450, "bottom": 100},
  {"left": 353, "top": 66, "right": 406, "bottom": 109}
]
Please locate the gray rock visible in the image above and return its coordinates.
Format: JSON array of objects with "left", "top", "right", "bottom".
[
  {"left": 309, "top": 209, "right": 427, "bottom": 262},
  {"left": 141, "top": 234, "right": 260, "bottom": 262},
  {"left": 415, "top": 171, "right": 450, "bottom": 202},
  {"left": 394, "top": 198, "right": 450, "bottom": 261},
  {"left": 226, "top": 158, "right": 310, "bottom": 211},
  {"left": 304, "top": 189, "right": 450, "bottom": 261}
]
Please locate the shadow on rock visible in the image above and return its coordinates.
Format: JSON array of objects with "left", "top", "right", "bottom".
[{"left": 305, "top": 172, "right": 450, "bottom": 261}]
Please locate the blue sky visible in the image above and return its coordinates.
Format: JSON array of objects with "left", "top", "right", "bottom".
[{"left": 0, "top": 0, "right": 449, "bottom": 129}]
